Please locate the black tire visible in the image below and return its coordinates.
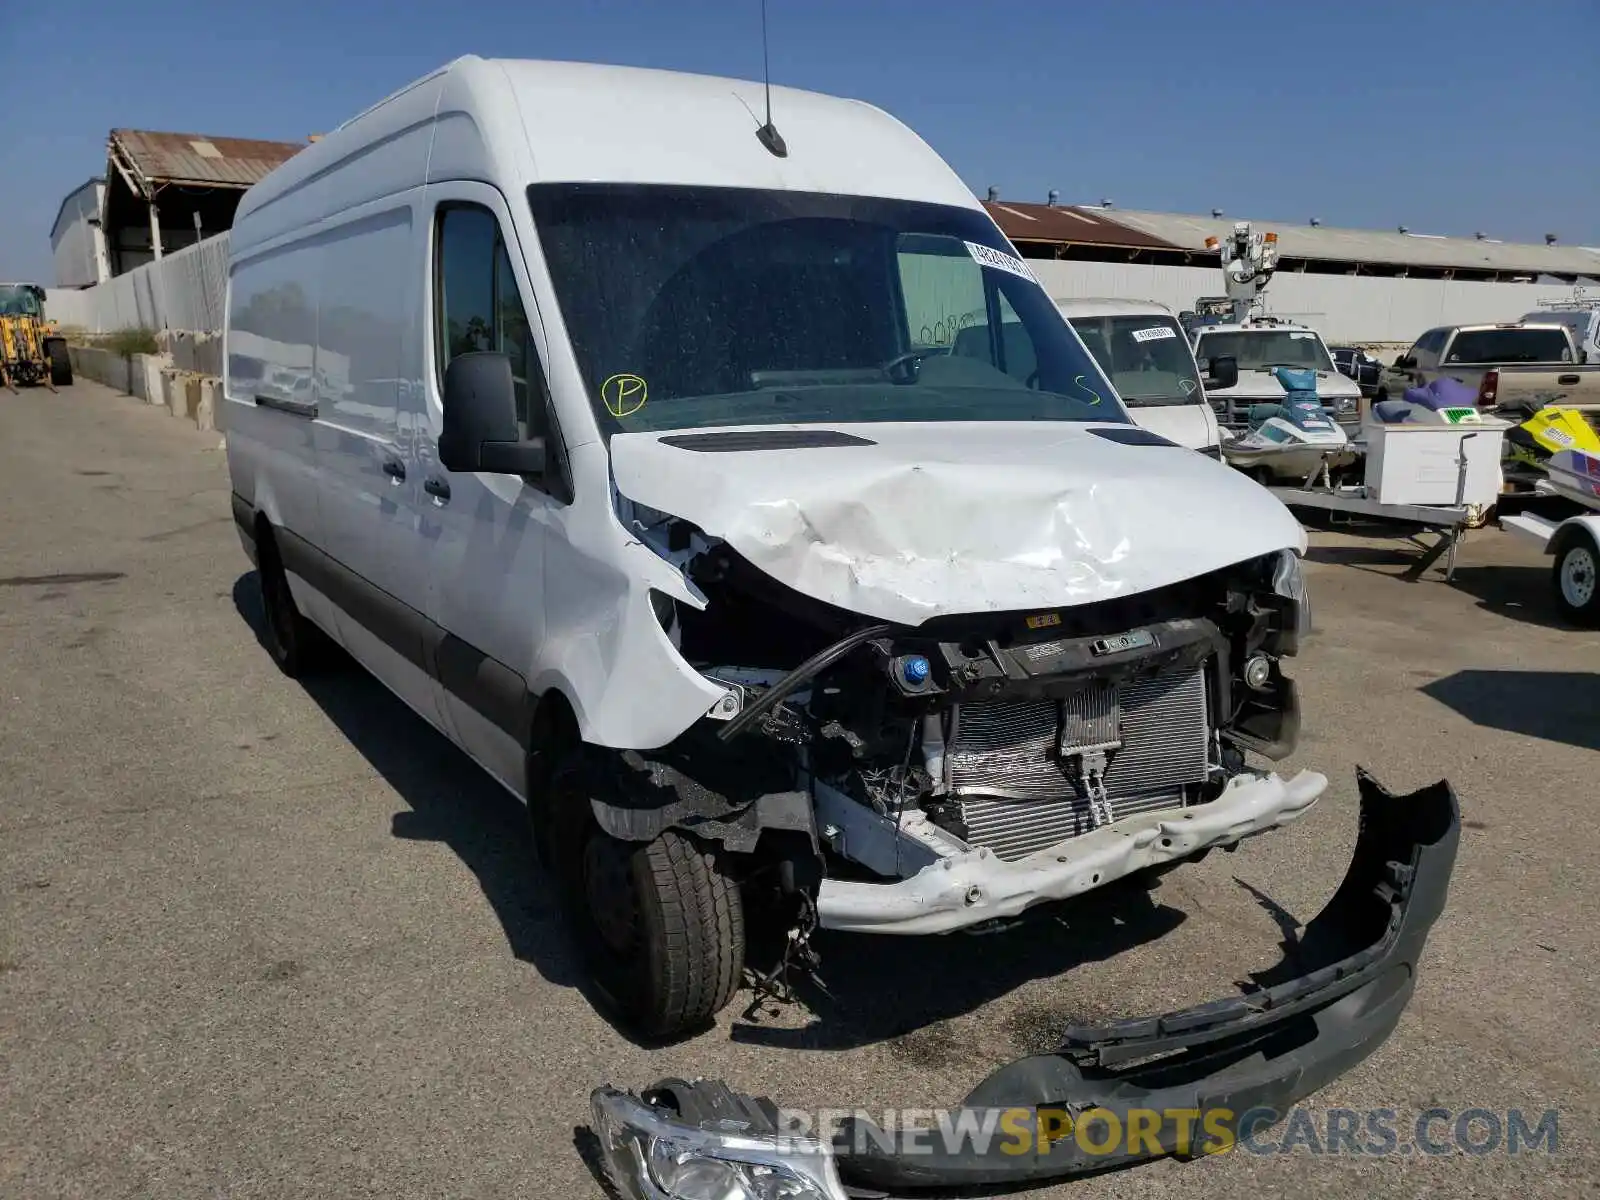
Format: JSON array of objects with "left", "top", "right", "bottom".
[
  {"left": 256, "top": 529, "right": 334, "bottom": 676},
  {"left": 46, "top": 340, "right": 72, "bottom": 386},
  {"left": 552, "top": 759, "right": 745, "bottom": 1038},
  {"left": 1552, "top": 531, "right": 1600, "bottom": 626}
]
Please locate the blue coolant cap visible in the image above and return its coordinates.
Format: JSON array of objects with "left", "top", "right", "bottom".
[{"left": 902, "top": 655, "right": 931, "bottom": 685}]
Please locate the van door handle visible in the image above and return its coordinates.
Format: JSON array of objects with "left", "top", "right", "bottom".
[
  {"left": 1558, "top": 374, "right": 1580, "bottom": 386},
  {"left": 424, "top": 476, "right": 451, "bottom": 503},
  {"left": 382, "top": 456, "right": 406, "bottom": 483}
]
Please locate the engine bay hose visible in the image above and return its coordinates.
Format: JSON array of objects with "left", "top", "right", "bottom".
[{"left": 716, "top": 623, "right": 893, "bottom": 742}]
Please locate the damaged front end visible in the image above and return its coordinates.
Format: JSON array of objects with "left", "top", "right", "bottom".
[
  {"left": 604, "top": 498, "right": 1320, "bottom": 937},
  {"left": 590, "top": 770, "right": 1461, "bottom": 1195}
]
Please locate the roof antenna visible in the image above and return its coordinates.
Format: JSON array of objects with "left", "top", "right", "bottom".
[{"left": 754, "top": 0, "right": 787, "bottom": 157}]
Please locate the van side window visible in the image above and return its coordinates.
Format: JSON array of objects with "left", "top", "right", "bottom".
[{"left": 435, "top": 204, "right": 541, "bottom": 428}]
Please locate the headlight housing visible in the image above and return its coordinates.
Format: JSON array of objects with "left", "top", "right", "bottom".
[
  {"left": 592, "top": 1086, "right": 848, "bottom": 1200},
  {"left": 1271, "top": 548, "right": 1313, "bottom": 649}
]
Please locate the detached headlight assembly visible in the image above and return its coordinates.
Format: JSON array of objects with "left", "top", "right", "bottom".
[
  {"left": 1271, "top": 548, "right": 1313, "bottom": 647},
  {"left": 591, "top": 1086, "right": 848, "bottom": 1200}
]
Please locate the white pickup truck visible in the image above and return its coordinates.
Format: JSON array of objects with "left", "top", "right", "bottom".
[{"left": 1190, "top": 318, "right": 1363, "bottom": 432}]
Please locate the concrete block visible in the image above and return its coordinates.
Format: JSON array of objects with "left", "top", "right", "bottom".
[
  {"left": 109, "top": 354, "right": 132, "bottom": 395},
  {"left": 196, "top": 378, "right": 221, "bottom": 432},
  {"left": 171, "top": 331, "right": 197, "bottom": 373},
  {"left": 161, "top": 368, "right": 188, "bottom": 418},
  {"left": 194, "top": 333, "right": 223, "bottom": 379},
  {"left": 132, "top": 354, "right": 170, "bottom": 402},
  {"left": 182, "top": 375, "right": 202, "bottom": 423}
]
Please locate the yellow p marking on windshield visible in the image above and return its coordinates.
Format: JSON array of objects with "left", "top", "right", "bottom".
[{"left": 601, "top": 373, "right": 648, "bottom": 418}]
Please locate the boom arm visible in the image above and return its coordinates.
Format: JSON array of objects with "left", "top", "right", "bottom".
[{"left": 1207, "top": 222, "right": 1279, "bottom": 324}]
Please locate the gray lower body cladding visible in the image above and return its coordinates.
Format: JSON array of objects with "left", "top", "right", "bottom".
[{"left": 945, "top": 665, "right": 1212, "bottom": 860}]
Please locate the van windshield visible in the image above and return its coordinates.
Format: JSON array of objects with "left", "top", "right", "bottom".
[
  {"left": 525, "top": 184, "right": 1121, "bottom": 434},
  {"left": 1195, "top": 329, "right": 1334, "bottom": 373},
  {"left": 1067, "top": 315, "right": 1201, "bottom": 407}
]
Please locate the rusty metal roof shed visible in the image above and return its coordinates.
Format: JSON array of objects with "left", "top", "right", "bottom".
[
  {"left": 107, "top": 128, "right": 305, "bottom": 191},
  {"left": 983, "top": 200, "right": 1181, "bottom": 251}
]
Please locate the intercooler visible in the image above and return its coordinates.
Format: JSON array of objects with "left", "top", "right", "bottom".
[{"left": 943, "top": 665, "right": 1212, "bottom": 861}]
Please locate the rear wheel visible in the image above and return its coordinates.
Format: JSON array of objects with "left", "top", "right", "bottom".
[
  {"left": 1553, "top": 532, "right": 1600, "bottom": 626},
  {"left": 46, "top": 340, "right": 72, "bottom": 386},
  {"left": 552, "top": 757, "right": 745, "bottom": 1038}
]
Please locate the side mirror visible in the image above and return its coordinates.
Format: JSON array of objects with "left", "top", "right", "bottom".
[
  {"left": 1394, "top": 355, "right": 1415, "bottom": 370},
  {"left": 438, "top": 351, "right": 546, "bottom": 476},
  {"left": 1208, "top": 355, "right": 1239, "bottom": 390}
]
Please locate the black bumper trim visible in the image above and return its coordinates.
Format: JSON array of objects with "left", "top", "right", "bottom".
[{"left": 832, "top": 768, "right": 1458, "bottom": 1189}]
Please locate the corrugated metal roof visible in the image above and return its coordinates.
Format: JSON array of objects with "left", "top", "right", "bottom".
[
  {"left": 109, "top": 128, "right": 306, "bottom": 190},
  {"left": 1100, "top": 208, "right": 1600, "bottom": 278},
  {"left": 983, "top": 200, "right": 1179, "bottom": 250}
]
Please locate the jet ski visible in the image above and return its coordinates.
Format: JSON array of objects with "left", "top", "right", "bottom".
[
  {"left": 1221, "top": 366, "right": 1355, "bottom": 481},
  {"left": 1370, "top": 376, "right": 1483, "bottom": 427},
  {"left": 1543, "top": 446, "right": 1600, "bottom": 511}
]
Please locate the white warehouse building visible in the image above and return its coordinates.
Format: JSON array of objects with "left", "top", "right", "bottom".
[
  {"left": 49, "top": 178, "right": 111, "bottom": 290},
  {"left": 984, "top": 200, "right": 1600, "bottom": 345}
]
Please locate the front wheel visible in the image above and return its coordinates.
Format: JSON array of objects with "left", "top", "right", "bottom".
[
  {"left": 1553, "top": 532, "right": 1600, "bottom": 626},
  {"left": 256, "top": 531, "right": 336, "bottom": 676},
  {"left": 553, "top": 760, "right": 745, "bottom": 1038},
  {"left": 47, "top": 341, "right": 72, "bottom": 386}
]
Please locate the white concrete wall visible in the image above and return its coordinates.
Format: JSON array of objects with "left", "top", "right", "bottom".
[
  {"left": 1031, "top": 260, "right": 1584, "bottom": 344},
  {"left": 42, "top": 288, "right": 95, "bottom": 328},
  {"left": 64, "top": 234, "right": 231, "bottom": 334}
]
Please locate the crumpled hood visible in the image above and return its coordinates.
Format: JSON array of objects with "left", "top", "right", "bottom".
[{"left": 610, "top": 422, "right": 1306, "bottom": 625}]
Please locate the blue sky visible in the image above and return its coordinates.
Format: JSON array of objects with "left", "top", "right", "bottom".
[{"left": 2, "top": 0, "right": 1596, "bottom": 280}]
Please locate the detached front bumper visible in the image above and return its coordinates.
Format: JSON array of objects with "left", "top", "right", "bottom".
[
  {"left": 817, "top": 769, "right": 1327, "bottom": 936},
  {"left": 590, "top": 770, "right": 1460, "bottom": 1195}
]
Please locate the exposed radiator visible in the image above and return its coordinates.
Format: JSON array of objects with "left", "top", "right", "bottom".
[{"left": 944, "top": 666, "right": 1212, "bottom": 861}]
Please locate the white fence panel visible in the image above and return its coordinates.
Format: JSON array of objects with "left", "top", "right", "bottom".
[
  {"left": 61, "top": 233, "right": 232, "bottom": 334},
  {"left": 1029, "top": 260, "right": 1584, "bottom": 344}
]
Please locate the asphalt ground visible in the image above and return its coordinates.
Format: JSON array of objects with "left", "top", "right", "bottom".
[{"left": 3, "top": 379, "right": 1597, "bottom": 1198}]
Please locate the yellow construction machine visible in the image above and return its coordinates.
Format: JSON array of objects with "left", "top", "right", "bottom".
[{"left": 0, "top": 282, "right": 72, "bottom": 391}]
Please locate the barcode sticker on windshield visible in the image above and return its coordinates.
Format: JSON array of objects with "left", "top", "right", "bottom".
[
  {"left": 1132, "top": 326, "right": 1177, "bottom": 342},
  {"left": 965, "top": 241, "right": 1038, "bottom": 283}
]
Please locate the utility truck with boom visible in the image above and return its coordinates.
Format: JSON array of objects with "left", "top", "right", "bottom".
[{"left": 1184, "top": 224, "right": 1362, "bottom": 437}]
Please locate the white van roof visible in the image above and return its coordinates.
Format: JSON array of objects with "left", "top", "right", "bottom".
[
  {"left": 1053, "top": 297, "right": 1177, "bottom": 320},
  {"left": 233, "top": 56, "right": 979, "bottom": 254}
]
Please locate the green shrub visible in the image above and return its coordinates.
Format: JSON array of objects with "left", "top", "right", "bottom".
[{"left": 102, "top": 327, "right": 160, "bottom": 357}]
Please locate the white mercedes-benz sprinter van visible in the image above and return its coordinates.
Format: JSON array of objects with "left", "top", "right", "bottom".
[{"left": 225, "top": 56, "right": 1320, "bottom": 1037}]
